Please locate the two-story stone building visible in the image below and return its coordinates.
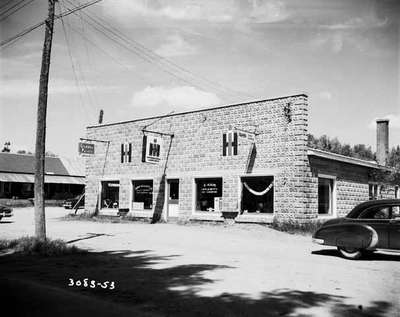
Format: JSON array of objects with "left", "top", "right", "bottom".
[{"left": 84, "top": 94, "right": 399, "bottom": 223}]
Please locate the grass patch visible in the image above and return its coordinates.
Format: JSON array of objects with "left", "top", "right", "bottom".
[
  {"left": 0, "top": 237, "right": 85, "bottom": 256},
  {"left": 270, "top": 218, "right": 324, "bottom": 235},
  {"left": 62, "top": 213, "right": 153, "bottom": 224}
]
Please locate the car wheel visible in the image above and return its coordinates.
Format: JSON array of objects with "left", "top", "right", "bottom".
[{"left": 337, "top": 247, "right": 363, "bottom": 260}]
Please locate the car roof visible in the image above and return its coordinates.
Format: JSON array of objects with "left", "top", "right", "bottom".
[{"left": 347, "top": 199, "right": 400, "bottom": 218}]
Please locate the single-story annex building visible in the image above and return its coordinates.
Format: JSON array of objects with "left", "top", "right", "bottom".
[
  {"left": 84, "top": 94, "right": 399, "bottom": 223},
  {"left": 0, "top": 153, "right": 84, "bottom": 200}
]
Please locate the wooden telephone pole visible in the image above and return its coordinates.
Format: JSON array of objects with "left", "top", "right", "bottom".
[{"left": 34, "top": 0, "right": 56, "bottom": 240}]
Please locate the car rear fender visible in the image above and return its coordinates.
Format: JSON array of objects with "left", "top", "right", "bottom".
[{"left": 314, "top": 223, "right": 378, "bottom": 249}]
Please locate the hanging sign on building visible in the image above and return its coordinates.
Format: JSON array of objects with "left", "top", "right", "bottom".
[
  {"left": 78, "top": 142, "right": 95, "bottom": 155},
  {"left": 142, "top": 133, "right": 162, "bottom": 163},
  {"left": 236, "top": 127, "right": 256, "bottom": 142}
]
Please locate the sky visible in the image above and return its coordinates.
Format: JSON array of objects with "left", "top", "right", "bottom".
[{"left": 0, "top": 0, "right": 400, "bottom": 158}]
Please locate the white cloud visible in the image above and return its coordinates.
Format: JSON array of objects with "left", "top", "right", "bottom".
[
  {"left": 318, "top": 91, "right": 332, "bottom": 100},
  {"left": 321, "top": 17, "right": 389, "bottom": 30},
  {"left": 248, "top": 0, "right": 289, "bottom": 23},
  {"left": 155, "top": 34, "right": 197, "bottom": 57},
  {"left": 101, "top": 0, "right": 289, "bottom": 24},
  {"left": 0, "top": 79, "right": 116, "bottom": 98},
  {"left": 310, "top": 32, "right": 344, "bottom": 53},
  {"left": 101, "top": 0, "right": 236, "bottom": 22},
  {"left": 368, "top": 114, "right": 400, "bottom": 130},
  {"left": 131, "top": 86, "right": 221, "bottom": 112}
]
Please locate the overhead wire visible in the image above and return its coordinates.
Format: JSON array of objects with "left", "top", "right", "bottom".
[
  {"left": 0, "top": 0, "right": 103, "bottom": 49},
  {"left": 0, "top": 0, "right": 14, "bottom": 12},
  {"left": 59, "top": 1, "right": 98, "bottom": 118},
  {"left": 0, "top": 0, "right": 36, "bottom": 22},
  {"left": 65, "top": 0, "right": 254, "bottom": 101},
  {"left": 57, "top": 0, "right": 92, "bottom": 122}
]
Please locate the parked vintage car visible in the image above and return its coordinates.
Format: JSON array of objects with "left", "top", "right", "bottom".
[
  {"left": 0, "top": 204, "right": 13, "bottom": 221},
  {"left": 312, "top": 199, "right": 400, "bottom": 259},
  {"left": 62, "top": 194, "right": 85, "bottom": 209}
]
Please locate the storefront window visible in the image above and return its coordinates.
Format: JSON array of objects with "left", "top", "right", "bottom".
[
  {"left": 318, "top": 177, "right": 334, "bottom": 214},
  {"left": 241, "top": 176, "right": 274, "bottom": 214},
  {"left": 101, "top": 181, "right": 119, "bottom": 209},
  {"left": 133, "top": 180, "right": 153, "bottom": 210},
  {"left": 195, "top": 178, "right": 222, "bottom": 212}
]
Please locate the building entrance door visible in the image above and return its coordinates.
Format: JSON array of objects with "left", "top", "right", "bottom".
[{"left": 167, "top": 179, "right": 179, "bottom": 218}]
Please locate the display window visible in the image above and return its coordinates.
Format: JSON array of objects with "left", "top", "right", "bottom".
[
  {"left": 101, "top": 181, "right": 119, "bottom": 209},
  {"left": 132, "top": 180, "right": 153, "bottom": 210},
  {"left": 241, "top": 176, "right": 274, "bottom": 214},
  {"left": 195, "top": 178, "right": 222, "bottom": 212}
]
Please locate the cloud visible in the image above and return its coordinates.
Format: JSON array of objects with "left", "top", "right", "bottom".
[
  {"left": 155, "top": 34, "right": 197, "bottom": 57},
  {"left": 368, "top": 114, "right": 400, "bottom": 130},
  {"left": 0, "top": 79, "right": 116, "bottom": 98},
  {"left": 248, "top": 0, "right": 289, "bottom": 23},
  {"left": 310, "top": 32, "right": 344, "bottom": 53},
  {"left": 321, "top": 17, "right": 389, "bottom": 30},
  {"left": 131, "top": 86, "right": 221, "bottom": 113},
  {"left": 101, "top": 0, "right": 236, "bottom": 22},
  {"left": 318, "top": 91, "right": 332, "bottom": 100},
  {"left": 101, "top": 0, "right": 289, "bottom": 24}
]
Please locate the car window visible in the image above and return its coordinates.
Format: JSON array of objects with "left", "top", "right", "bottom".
[
  {"left": 392, "top": 205, "right": 400, "bottom": 219},
  {"left": 359, "top": 206, "right": 391, "bottom": 219}
]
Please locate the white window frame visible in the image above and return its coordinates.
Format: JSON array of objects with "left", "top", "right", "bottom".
[
  {"left": 317, "top": 174, "right": 337, "bottom": 218},
  {"left": 130, "top": 177, "right": 155, "bottom": 213},
  {"left": 238, "top": 174, "right": 275, "bottom": 216},
  {"left": 192, "top": 176, "right": 223, "bottom": 215},
  {"left": 395, "top": 186, "right": 399, "bottom": 199}
]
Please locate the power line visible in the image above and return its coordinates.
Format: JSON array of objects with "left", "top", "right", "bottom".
[
  {"left": 64, "top": 0, "right": 253, "bottom": 100},
  {"left": 0, "top": 0, "right": 103, "bottom": 49},
  {"left": 0, "top": 0, "right": 36, "bottom": 22},
  {"left": 0, "top": 0, "right": 27, "bottom": 16},
  {"left": 57, "top": 0, "right": 90, "bottom": 120},
  {"left": 0, "top": 0, "right": 15, "bottom": 12}
]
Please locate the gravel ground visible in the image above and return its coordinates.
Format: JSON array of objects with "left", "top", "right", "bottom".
[{"left": 0, "top": 207, "right": 399, "bottom": 316}]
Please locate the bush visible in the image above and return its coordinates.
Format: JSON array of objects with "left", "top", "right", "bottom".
[
  {"left": 270, "top": 218, "right": 324, "bottom": 235},
  {"left": 0, "top": 237, "right": 85, "bottom": 256}
]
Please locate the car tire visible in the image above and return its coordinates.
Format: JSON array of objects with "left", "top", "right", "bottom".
[{"left": 337, "top": 247, "right": 363, "bottom": 260}]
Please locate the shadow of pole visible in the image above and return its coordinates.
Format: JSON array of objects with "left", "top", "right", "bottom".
[{"left": 152, "top": 135, "right": 174, "bottom": 224}]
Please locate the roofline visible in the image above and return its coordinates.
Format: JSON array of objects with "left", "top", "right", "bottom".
[
  {"left": 0, "top": 171, "right": 84, "bottom": 178},
  {"left": 307, "top": 148, "right": 393, "bottom": 171},
  {"left": 87, "top": 93, "right": 308, "bottom": 129}
]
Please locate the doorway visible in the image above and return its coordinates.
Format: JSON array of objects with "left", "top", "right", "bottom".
[{"left": 167, "top": 179, "right": 179, "bottom": 218}]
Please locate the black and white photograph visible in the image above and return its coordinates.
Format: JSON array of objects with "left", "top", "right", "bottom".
[{"left": 1, "top": 0, "right": 400, "bottom": 316}]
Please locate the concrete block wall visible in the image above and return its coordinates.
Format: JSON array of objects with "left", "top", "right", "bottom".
[{"left": 84, "top": 94, "right": 310, "bottom": 220}]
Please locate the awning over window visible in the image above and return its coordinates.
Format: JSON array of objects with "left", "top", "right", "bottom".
[{"left": 0, "top": 172, "right": 84, "bottom": 185}]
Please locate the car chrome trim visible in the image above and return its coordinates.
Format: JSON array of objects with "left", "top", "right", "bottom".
[
  {"left": 312, "top": 238, "right": 324, "bottom": 245},
  {"left": 364, "top": 225, "right": 379, "bottom": 249}
]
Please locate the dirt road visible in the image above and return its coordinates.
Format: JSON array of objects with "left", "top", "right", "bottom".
[{"left": 0, "top": 207, "right": 399, "bottom": 316}]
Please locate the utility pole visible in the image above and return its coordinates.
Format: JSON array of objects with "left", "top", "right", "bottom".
[{"left": 34, "top": 0, "right": 56, "bottom": 240}]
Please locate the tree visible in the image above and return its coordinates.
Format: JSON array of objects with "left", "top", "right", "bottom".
[{"left": 2, "top": 141, "right": 10, "bottom": 152}]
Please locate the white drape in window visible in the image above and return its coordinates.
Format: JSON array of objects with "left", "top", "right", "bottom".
[{"left": 243, "top": 182, "right": 273, "bottom": 196}]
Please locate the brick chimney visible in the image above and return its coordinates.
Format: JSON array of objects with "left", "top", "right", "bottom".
[{"left": 376, "top": 119, "right": 389, "bottom": 166}]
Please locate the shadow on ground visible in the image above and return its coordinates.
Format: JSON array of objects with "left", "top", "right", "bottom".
[
  {"left": 312, "top": 249, "right": 400, "bottom": 262},
  {"left": 0, "top": 249, "right": 393, "bottom": 317}
]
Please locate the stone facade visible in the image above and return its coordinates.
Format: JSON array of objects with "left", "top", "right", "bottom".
[{"left": 84, "top": 94, "right": 399, "bottom": 223}]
